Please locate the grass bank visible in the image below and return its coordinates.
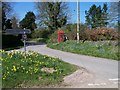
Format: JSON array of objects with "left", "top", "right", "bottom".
[
  {"left": 47, "top": 40, "right": 119, "bottom": 60},
  {"left": 1, "top": 50, "right": 77, "bottom": 88}
]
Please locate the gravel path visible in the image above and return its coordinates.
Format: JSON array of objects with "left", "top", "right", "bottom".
[{"left": 16, "top": 44, "right": 119, "bottom": 88}]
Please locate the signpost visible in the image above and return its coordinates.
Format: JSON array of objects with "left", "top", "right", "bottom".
[
  {"left": 6, "top": 28, "right": 31, "bottom": 55},
  {"left": 23, "top": 29, "right": 26, "bottom": 55},
  {"left": 5, "top": 29, "right": 31, "bottom": 34}
]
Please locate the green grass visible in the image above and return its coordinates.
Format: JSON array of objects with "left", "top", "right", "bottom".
[
  {"left": 1, "top": 50, "right": 77, "bottom": 88},
  {"left": 47, "top": 40, "right": 119, "bottom": 60}
]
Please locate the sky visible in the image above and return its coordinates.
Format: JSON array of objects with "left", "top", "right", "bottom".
[{"left": 13, "top": 2, "right": 110, "bottom": 24}]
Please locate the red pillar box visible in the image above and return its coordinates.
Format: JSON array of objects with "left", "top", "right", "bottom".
[{"left": 58, "top": 30, "right": 64, "bottom": 43}]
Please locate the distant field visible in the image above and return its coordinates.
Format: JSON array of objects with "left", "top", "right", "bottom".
[{"left": 47, "top": 40, "right": 119, "bottom": 60}]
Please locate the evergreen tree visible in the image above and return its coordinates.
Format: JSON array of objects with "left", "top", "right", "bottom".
[
  {"left": 101, "top": 3, "right": 108, "bottom": 27},
  {"left": 85, "top": 4, "right": 97, "bottom": 28},
  {"left": 85, "top": 3, "right": 108, "bottom": 29},
  {"left": 19, "top": 11, "right": 37, "bottom": 31}
]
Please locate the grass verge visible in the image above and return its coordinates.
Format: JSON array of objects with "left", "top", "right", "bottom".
[
  {"left": 1, "top": 50, "right": 77, "bottom": 88},
  {"left": 47, "top": 40, "right": 119, "bottom": 60}
]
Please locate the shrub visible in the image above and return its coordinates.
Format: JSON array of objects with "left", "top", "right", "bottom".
[
  {"left": 48, "top": 26, "right": 118, "bottom": 43},
  {"left": 86, "top": 27, "right": 118, "bottom": 41},
  {"left": 47, "top": 31, "right": 58, "bottom": 43},
  {"left": 62, "top": 24, "right": 88, "bottom": 40},
  {"left": 32, "top": 38, "right": 48, "bottom": 43},
  {"left": 61, "top": 24, "right": 77, "bottom": 40},
  {"left": 2, "top": 34, "right": 23, "bottom": 49},
  {"left": 31, "top": 28, "right": 50, "bottom": 39}
]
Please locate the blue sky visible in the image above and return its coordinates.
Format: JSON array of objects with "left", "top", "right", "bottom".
[{"left": 13, "top": 2, "right": 110, "bottom": 24}]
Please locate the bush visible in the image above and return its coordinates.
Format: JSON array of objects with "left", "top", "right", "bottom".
[
  {"left": 60, "top": 24, "right": 77, "bottom": 40},
  {"left": 31, "top": 28, "right": 50, "bottom": 39},
  {"left": 31, "top": 38, "right": 48, "bottom": 43},
  {"left": 85, "top": 27, "right": 118, "bottom": 41},
  {"left": 2, "top": 34, "right": 23, "bottom": 49},
  {"left": 62, "top": 24, "right": 88, "bottom": 40},
  {"left": 48, "top": 26, "right": 118, "bottom": 44},
  {"left": 47, "top": 31, "right": 58, "bottom": 43}
]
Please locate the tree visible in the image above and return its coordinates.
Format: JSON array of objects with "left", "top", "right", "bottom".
[
  {"left": 0, "top": 2, "right": 2, "bottom": 30},
  {"left": 35, "top": 2, "right": 68, "bottom": 32},
  {"left": 108, "top": 2, "right": 120, "bottom": 29},
  {"left": 11, "top": 16, "right": 19, "bottom": 29},
  {"left": 85, "top": 4, "right": 97, "bottom": 28},
  {"left": 101, "top": 3, "right": 109, "bottom": 27},
  {"left": 2, "top": 2, "right": 13, "bottom": 30},
  {"left": 19, "top": 11, "right": 37, "bottom": 31},
  {"left": 5, "top": 19, "right": 12, "bottom": 29},
  {"left": 85, "top": 3, "right": 108, "bottom": 29}
]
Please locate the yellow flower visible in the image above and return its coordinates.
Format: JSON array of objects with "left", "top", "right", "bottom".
[
  {"left": 12, "top": 66, "right": 17, "bottom": 72},
  {"left": 26, "top": 71, "right": 28, "bottom": 74},
  {"left": 24, "top": 56, "right": 27, "bottom": 59},
  {"left": 1, "top": 50, "right": 5, "bottom": 52},
  {"left": 7, "top": 53, "right": 10, "bottom": 56},
  {"left": 10, "top": 55, "right": 12, "bottom": 58},
  {"left": 3, "top": 77, "right": 5, "bottom": 80},
  {"left": 7, "top": 72, "right": 9, "bottom": 74},
  {"left": 0, "top": 57, "right": 3, "bottom": 61}
]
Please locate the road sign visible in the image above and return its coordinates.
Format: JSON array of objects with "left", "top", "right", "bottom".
[
  {"left": 5, "top": 29, "right": 31, "bottom": 55},
  {"left": 22, "top": 34, "right": 27, "bottom": 40},
  {"left": 5, "top": 29, "right": 31, "bottom": 35}
]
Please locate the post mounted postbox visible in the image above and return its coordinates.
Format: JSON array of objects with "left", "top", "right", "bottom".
[{"left": 58, "top": 30, "right": 64, "bottom": 43}]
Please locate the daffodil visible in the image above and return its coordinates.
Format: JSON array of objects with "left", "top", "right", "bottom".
[
  {"left": 0, "top": 57, "right": 3, "bottom": 61},
  {"left": 12, "top": 66, "right": 17, "bottom": 72},
  {"left": 10, "top": 55, "right": 12, "bottom": 58},
  {"left": 26, "top": 71, "right": 28, "bottom": 74},
  {"left": 3, "top": 77, "right": 5, "bottom": 80}
]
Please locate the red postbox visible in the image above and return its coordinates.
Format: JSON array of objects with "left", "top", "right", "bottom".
[{"left": 58, "top": 30, "right": 64, "bottom": 43}]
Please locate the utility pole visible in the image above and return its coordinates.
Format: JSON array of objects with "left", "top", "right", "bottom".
[{"left": 77, "top": 0, "right": 80, "bottom": 43}]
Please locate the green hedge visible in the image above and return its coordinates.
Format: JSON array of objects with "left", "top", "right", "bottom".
[{"left": 2, "top": 34, "right": 23, "bottom": 49}]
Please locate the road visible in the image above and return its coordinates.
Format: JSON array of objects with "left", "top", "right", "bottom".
[{"left": 16, "top": 44, "right": 119, "bottom": 88}]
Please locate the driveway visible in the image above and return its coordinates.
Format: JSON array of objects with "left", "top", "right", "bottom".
[{"left": 16, "top": 44, "right": 119, "bottom": 88}]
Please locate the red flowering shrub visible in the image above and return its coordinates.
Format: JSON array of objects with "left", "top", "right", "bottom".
[{"left": 85, "top": 27, "right": 118, "bottom": 41}]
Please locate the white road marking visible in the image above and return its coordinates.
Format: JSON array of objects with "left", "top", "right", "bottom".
[
  {"left": 88, "top": 83, "right": 106, "bottom": 86},
  {"left": 109, "top": 78, "right": 120, "bottom": 81},
  {"left": 100, "top": 83, "right": 107, "bottom": 85},
  {"left": 88, "top": 83, "right": 94, "bottom": 86}
]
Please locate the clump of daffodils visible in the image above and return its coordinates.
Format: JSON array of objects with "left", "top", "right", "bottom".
[{"left": 2, "top": 50, "right": 60, "bottom": 82}]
